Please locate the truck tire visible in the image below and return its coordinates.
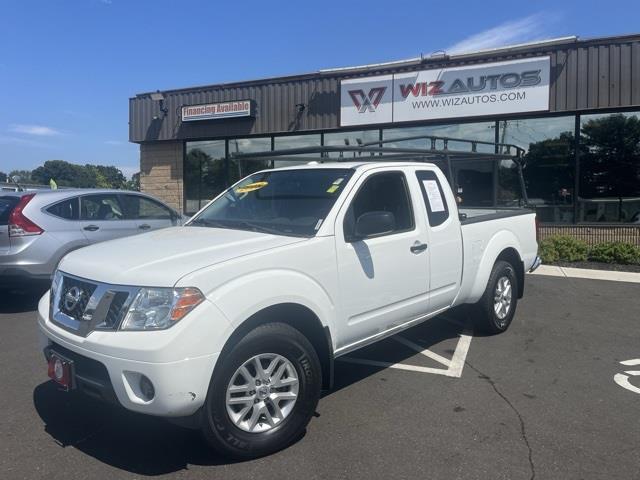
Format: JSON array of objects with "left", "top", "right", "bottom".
[
  {"left": 201, "top": 322, "right": 322, "bottom": 459},
  {"left": 473, "top": 260, "right": 519, "bottom": 335}
]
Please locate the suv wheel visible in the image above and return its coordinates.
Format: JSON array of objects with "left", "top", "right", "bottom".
[
  {"left": 201, "top": 322, "right": 321, "bottom": 459},
  {"left": 473, "top": 260, "right": 519, "bottom": 334}
]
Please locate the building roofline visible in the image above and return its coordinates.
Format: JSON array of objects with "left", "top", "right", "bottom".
[{"left": 132, "top": 32, "right": 640, "bottom": 99}]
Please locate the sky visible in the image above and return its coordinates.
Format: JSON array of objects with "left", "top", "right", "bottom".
[{"left": 1, "top": 0, "right": 639, "bottom": 179}]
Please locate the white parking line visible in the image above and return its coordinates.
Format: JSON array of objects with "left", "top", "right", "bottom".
[
  {"left": 530, "top": 265, "right": 640, "bottom": 284},
  {"left": 614, "top": 359, "right": 640, "bottom": 395},
  {"left": 339, "top": 329, "right": 473, "bottom": 378}
]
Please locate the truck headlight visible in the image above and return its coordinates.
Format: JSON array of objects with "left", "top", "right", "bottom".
[{"left": 120, "top": 287, "right": 205, "bottom": 330}]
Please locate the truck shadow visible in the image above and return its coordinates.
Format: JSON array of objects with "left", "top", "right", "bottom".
[
  {"left": 328, "top": 309, "right": 472, "bottom": 394},
  {"left": 33, "top": 382, "right": 235, "bottom": 473},
  {"left": 32, "top": 309, "right": 475, "bottom": 474},
  {"left": 0, "top": 285, "right": 48, "bottom": 314}
]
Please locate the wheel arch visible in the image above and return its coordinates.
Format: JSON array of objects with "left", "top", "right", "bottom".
[
  {"left": 217, "top": 303, "right": 334, "bottom": 391},
  {"left": 466, "top": 231, "right": 525, "bottom": 303}
]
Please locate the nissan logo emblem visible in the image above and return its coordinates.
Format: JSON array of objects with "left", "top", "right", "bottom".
[{"left": 64, "top": 286, "right": 83, "bottom": 311}]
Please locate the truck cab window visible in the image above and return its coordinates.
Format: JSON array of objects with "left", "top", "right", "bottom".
[
  {"left": 344, "top": 171, "right": 414, "bottom": 239},
  {"left": 416, "top": 170, "right": 450, "bottom": 227}
]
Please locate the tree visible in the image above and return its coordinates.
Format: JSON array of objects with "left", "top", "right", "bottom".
[
  {"left": 0, "top": 171, "right": 6, "bottom": 182},
  {"left": 30, "top": 160, "right": 128, "bottom": 189},
  {"left": 31, "top": 160, "right": 93, "bottom": 187},
  {"left": 8, "top": 169, "right": 33, "bottom": 183},
  {"left": 85, "top": 164, "right": 127, "bottom": 189},
  {"left": 580, "top": 114, "right": 640, "bottom": 198},
  {"left": 125, "top": 172, "right": 140, "bottom": 191},
  {"left": 522, "top": 131, "right": 575, "bottom": 204}
]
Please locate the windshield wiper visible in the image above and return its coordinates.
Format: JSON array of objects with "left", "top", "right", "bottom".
[
  {"left": 188, "top": 218, "right": 229, "bottom": 229},
  {"left": 234, "top": 220, "right": 306, "bottom": 238}
]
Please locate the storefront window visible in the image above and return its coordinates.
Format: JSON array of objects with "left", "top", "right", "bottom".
[
  {"left": 323, "top": 130, "right": 380, "bottom": 158},
  {"left": 184, "top": 140, "right": 226, "bottom": 215},
  {"left": 500, "top": 116, "right": 575, "bottom": 222},
  {"left": 273, "top": 134, "right": 321, "bottom": 168},
  {"left": 383, "top": 122, "right": 496, "bottom": 152},
  {"left": 384, "top": 123, "right": 497, "bottom": 207},
  {"left": 578, "top": 111, "right": 640, "bottom": 223},
  {"left": 228, "top": 137, "right": 272, "bottom": 185}
]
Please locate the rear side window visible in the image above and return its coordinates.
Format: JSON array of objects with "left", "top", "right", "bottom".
[
  {"left": 46, "top": 197, "right": 79, "bottom": 220},
  {"left": 80, "top": 194, "right": 124, "bottom": 220},
  {"left": 120, "top": 195, "right": 172, "bottom": 220},
  {"left": 416, "top": 170, "right": 450, "bottom": 227},
  {"left": 0, "top": 196, "right": 19, "bottom": 225},
  {"left": 344, "top": 171, "right": 414, "bottom": 238}
]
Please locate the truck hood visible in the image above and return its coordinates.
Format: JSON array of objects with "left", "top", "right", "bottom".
[{"left": 58, "top": 226, "right": 308, "bottom": 287}]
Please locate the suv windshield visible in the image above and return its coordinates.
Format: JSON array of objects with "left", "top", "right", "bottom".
[{"left": 189, "top": 168, "right": 354, "bottom": 237}]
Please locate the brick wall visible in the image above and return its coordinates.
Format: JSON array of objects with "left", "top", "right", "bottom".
[{"left": 139, "top": 142, "right": 183, "bottom": 212}]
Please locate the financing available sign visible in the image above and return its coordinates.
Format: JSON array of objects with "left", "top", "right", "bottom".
[
  {"left": 182, "top": 100, "right": 253, "bottom": 122},
  {"left": 340, "top": 57, "right": 550, "bottom": 126}
]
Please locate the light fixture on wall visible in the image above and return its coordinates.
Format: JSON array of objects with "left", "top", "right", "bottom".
[{"left": 151, "top": 90, "right": 169, "bottom": 118}]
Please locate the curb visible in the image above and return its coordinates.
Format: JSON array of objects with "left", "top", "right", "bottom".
[{"left": 529, "top": 265, "right": 640, "bottom": 284}]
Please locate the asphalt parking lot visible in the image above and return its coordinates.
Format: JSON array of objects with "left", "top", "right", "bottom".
[{"left": 1, "top": 275, "right": 639, "bottom": 480}]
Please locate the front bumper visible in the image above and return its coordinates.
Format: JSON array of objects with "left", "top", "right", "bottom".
[{"left": 37, "top": 292, "right": 228, "bottom": 417}]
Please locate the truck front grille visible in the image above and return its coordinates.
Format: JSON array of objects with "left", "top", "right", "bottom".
[
  {"left": 58, "top": 277, "right": 97, "bottom": 322},
  {"left": 51, "top": 273, "right": 139, "bottom": 336}
]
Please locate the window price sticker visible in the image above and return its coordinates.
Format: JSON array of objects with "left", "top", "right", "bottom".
[{"left": 423, "top": 180, "right": 445, "bottom": 212}]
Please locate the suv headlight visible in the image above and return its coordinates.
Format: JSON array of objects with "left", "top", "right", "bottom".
[{"left": 120, "top": 287, "right": 205, "bottom": 330}]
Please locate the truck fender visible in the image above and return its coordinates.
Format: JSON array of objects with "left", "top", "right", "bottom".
[
  {"left": 207, "top": 268, "right": 336, "bottom": 347},
  {"left": 467, "top": 230, "right": 523, "bottom": 304},
  {"left": 206, "top": 269, "right": 336, "bottom": 390}
]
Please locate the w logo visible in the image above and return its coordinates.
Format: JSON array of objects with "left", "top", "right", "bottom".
[{"left": 348, "top": 87, "right": 387, "bottom": 113}]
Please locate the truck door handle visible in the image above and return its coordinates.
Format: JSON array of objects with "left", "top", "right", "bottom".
[
  {"left": 410, "top": 242, "right": 428, "bottom": 254},
  {"left": 138, "top": 224, "right": 151, "bottom": 230},
  {"left": 83, "top": 225, "right": 100, "bottom": 232}
]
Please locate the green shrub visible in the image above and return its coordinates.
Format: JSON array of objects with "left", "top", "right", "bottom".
[
  {"left": 539, "top": 238, "right": 559, "bottom": 263},
  {"left": 539, "top": 235, "right": 589, "bottom": 263},
  {"left": 589, "top": 242, "right": 640, "bottom": 265}
]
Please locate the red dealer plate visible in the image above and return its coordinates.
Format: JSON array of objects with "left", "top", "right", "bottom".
[{"left": 47, "top": 353, "right": 75, "bottom": 390}]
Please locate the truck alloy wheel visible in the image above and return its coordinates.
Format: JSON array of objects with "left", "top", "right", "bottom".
[
  {"left": 493, "top": 276, "right": 513, "bottom": 325},
  {"left": 225, "top": 353, "right": 300, "bottom": 433},
  {"left": 201, "top": 322, "right": 321, "bottom": 459},
  {"left": 474, "top": 260, "right": 519, "bottom": 334}
]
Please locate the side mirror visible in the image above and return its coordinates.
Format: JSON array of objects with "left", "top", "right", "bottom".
[{"left": 352, "top": 211, "right": 396, "bottom": 241}]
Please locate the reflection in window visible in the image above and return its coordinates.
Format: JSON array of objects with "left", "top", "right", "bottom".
[
  {"left": 578, "top": 112, "right": 640, "bottom": 223},
  {"left": 383, "top": 123, "right": 496, "bottom": 152},
  {"left": 228, "top": 137, "right": 272, "bottom": 185},
  {"left": 185, "top": 140, "right": 226, "bottom": 215},
  {"left": 500, "top": 116, "right": 575, "bottom": 222},
  {"left": 324, "top": 130, "right": 379, "bottom": 158},
  {"left": 383, "top": 123, "right": 497, "bottom": 207},
  {"left": 273, "top": 134, "right": 321, "bottom": 168}
]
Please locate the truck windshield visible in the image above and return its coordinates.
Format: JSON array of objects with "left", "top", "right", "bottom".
[{"left": 189, "top": 168, "right": 354, "bottom": 237}]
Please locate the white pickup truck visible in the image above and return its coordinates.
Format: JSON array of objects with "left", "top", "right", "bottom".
[{"left": 38, "top": 160, "right": 539, "bottom": 458}]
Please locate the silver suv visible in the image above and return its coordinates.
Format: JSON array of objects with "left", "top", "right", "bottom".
[{"left": 0, "top": 189, "right": 182, "bottom": 286}]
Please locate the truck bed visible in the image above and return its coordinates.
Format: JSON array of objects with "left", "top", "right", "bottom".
[
  {"left": 459, "top": 208, "right": 535, "bottom": 225},
  {"left": 453, "top": 207, "right": 538, "bottom": 307}
]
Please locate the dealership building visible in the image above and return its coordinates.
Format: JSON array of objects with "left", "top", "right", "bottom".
[{"left": 129, "top": 33, "right": 640, "bottom": 239}]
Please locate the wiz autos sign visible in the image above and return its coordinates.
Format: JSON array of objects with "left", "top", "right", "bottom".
[
  {"left": 340, "top": 57, "right": 550, "bottom": 126},
  {"left": 182, "top": 100, "right": 253, "bottom": 122}
]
